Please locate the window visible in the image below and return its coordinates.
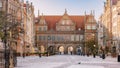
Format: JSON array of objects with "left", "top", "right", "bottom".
[
  {"left": 62, "top": 20, "right": 65, "bottom": 25},
  {"left": 51, "top": 36, "right": 55, "bottom": 41},
  {"left": 39, "top": 36, "right": 42, "bottom": 40},
  {"left": 76, "top": 35, "right": 79, "bottom": 41},
  {"left": 66, "top": 26, "right": 70, "bottom": 31},
  {"left": 66, "top": 20, "right": 69, "bottom": 25},
  {"left": 71, "top": 35, "right": 74, "bottom": 41},
  {"left": 57, "top": 36, "right": 60, "bottom": 41},
  {"left": 86, "top": 25, "right": 91, "bottom": 29},
  {"left": 80, "top": 35, "right": 83, "bottom": 41},
  {"left": 92, "top": 25, "right": 96, "bottom": 29},
  {"left": 39, "top": 27, "right": 42, "bottom": 31},
  {"left": 43, "top": 36, "right": 46, "bottom": 41},
  {"left": 47, "top": 36, "right": 51, "bottom": 40},
  {"left": 43, "top": 27, "right": 46, "bottom": 31},
  {"left": 0, "top": 1, "right": 2, "bottom": 7}
]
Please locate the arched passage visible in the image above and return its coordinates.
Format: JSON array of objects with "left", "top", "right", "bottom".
[
  {"left": 67, "top": 46, "right": 74, "bottom": 55},
  {"left": 48, "top": 46, "right": 55, "bottom": 55},
  {"left": 76, "top": 46, "right": 82, "bottom": 55},
  {"left": 40, "top": 45, "right": 45, "bottom": 53},
  {"left": 58, "top": 46, "right": 64, "bottom": 55}
]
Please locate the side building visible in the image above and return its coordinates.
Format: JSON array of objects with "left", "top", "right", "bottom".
[
  {"left": 0, "top": 0, "right": 24, "bottom": 55},
  {"left": 100, "top": 0, "right": 120, "bottom": 56},
  {"left": 23, "top": 1, "right": 35, "bottom": 56}
]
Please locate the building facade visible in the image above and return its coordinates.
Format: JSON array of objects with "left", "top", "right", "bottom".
[
  {"left": 22, "top": 1, "right": 35, "bottom": 55},
  {"left": 0, "top": 0, "right": 24, "bottom": 54},
  {"left": 97, "top": 20, "right": 104, "bottom": 52},
  {"left": 0, "top": 0, "right": 35, "bottom": 56},
  {"left": 35, "top": 10, "right": 97, "bottom": 55},
  {"left": 100, "top": 0, "right": 120, "bottom": 55},
  {"left": 0, "top": 0, "right": 24, "bottom": 67}
]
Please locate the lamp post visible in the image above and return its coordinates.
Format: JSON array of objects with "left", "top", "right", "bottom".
[
  {"left": 117, "top": 38, "right": 120, "bottom": 62},
  {"left": 4, "top": 21, "right": 9, "bottom": 68},
  {"left": 93, "top": 44, "right": 96, "bottom": 58}
]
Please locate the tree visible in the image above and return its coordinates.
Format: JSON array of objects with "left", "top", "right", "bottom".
[
  {"left": 85, "top": 39, "right": 98, "bottom": 55},
  {"left": 0, "top": 11, "right": 22, "bottom": 41},
  {"left": 105, "top": 46, "right": 110, "bottom": 54},
  {"left": 0, "top": 11, "right": 23, "bottom": 67},
  {"left": 0, "top": 11, "right": 5, "bottom": 39}
]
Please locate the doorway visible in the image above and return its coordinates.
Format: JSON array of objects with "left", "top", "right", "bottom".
[
  {"left": 68, "top": 46, "right": 74, "bottom": 55},
  {"left": 58, "top": 46, "right": 64, "bottom": 55}
]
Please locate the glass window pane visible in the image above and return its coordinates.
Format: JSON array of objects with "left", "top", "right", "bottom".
[
  {"left": 92, "top": 26, "right": 96, "bottom": 29},
  {"left": 87, "top": 25, "right": 91, "bottom": 29},
  {"left": 71, "top": 35, "right": 74, "bottom": 41},
  {"left": 52, "top": 36, "right": 55, "bottom": 41},
  {"left": 80, "top": 35, "right": 83, "bottom": 41},
  {"left": 39, "top": 36, "right": 42, "bottom": 40},
  {"left": 0, "top": 2, "right": 2, "bottom": 7},
  {"left": 39, "top": 27, "right": 41, "bottom": 31},
  {"left": 43, "top": 27, "right": 46, "bottom": 31}
]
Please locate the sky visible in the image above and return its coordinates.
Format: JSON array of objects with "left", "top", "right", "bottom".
[{"left": 26, "top": 0, "right": 106, "bottom": 20}]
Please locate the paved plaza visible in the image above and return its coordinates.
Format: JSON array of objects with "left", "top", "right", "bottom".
[{"left": 15, "top": 55, "right": 120, "bottom": 68}]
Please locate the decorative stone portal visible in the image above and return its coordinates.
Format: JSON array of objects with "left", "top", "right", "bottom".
[
  {"left": 67, "top": 46, "right": 74, "bottom": 55},
  {"left": 58, "top": 46, "right": 64, "bottom": 55}
]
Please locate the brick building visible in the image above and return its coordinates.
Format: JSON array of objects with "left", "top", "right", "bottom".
[
  {"left": 35, "top": 10, "right": 97, "bottom": 55},
  {"left": 100, "top": 0, "right": 120, "bottom": 55}
]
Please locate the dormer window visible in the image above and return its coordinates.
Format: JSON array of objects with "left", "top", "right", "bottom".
[
  {"left": 39, "top": 26, "right": 47, "bottom": 31},
  {"left": 62, "top": 20, "right": 65, "bottom": 25},
  {"left": 66, "top": 20, "right": 69, "bottom": 25}
]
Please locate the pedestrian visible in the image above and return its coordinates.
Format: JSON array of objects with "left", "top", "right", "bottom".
[
  {"left": 102, "top": 51, "right": 105, "bottom": 59},
  {"left": 23, "top": 53, "right": 25, "bottom": 58},
  {"left": 39, "top": 53, "right": 41, "bottom": 58},
  {"left": 87, "top": 53, "right": 89, "bottom": 57},
  {"left": 93, "top": 54, "right": 96, "bottom": 58},
  {"left": 102, "top": 53, "right": 105, "bottom": 59},
  {"left": 70, "top": 51, "right": 72, "bottom": 55},
  {"left": 60, "top": 52, "right": 61, "bottom": 55},
  {"left": 5, "top": 50, "right": 10, "bottom": 68}
]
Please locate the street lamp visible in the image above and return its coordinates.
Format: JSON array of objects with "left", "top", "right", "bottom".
[
  {"left": 118, "top": 35, "right": 120, "bottom": 62},
  {"left": 93, "top": 44, "right": 96, "bottom": 58}
]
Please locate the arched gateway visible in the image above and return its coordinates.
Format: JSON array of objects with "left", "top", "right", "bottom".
[
  {"left": 67, "top": 46, "right": 74, "bottom": 55},
  {"left": 58, "top": 46, "right": 64, "bottom": 55}
]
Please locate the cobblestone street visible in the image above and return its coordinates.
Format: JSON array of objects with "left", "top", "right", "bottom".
[{"left": 15, "top": 55, "right": 120, "bottom": 68}]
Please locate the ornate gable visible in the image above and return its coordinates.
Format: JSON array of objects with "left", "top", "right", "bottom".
[
  {"left": 38, "top": 14, "right": 48, "bottom": 31},
  {"left": 57, "top": 9, "right": 75, "bottom": 25},
  {"left": 39, "top": 14, "right": 47, "bottom": 25},
  {"left": 87, "top": 15, "right": 96, "bottom": 23},
  {"left": 56, "top": 9, "right": 76, "bottom": 31}
]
